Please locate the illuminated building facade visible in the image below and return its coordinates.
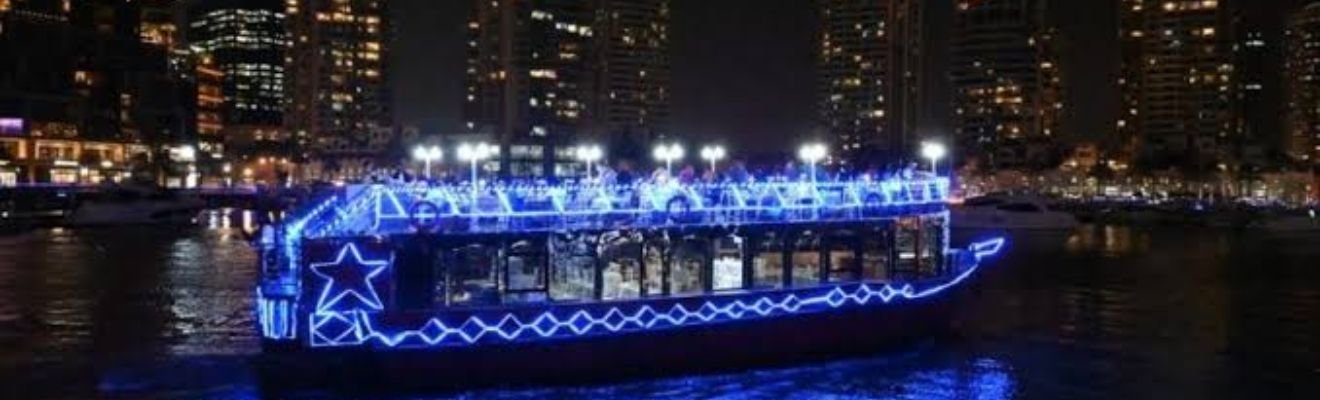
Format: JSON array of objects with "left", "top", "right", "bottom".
[
  {"left": 593, "top": 0, "right": 671, "bottom": 142},
  {"left": 951, "top": 0, "right": 1063, "bottom": 170},
  {"left": 465, "top": 0, "right": 672, "bottom": 178},
  {"left": 194, "top": 61, "right": 225, "bottom": 158},
  {"left": 286, "top": 0, "right": 392, "bottom": 180},
  {"left": 0, "top": 0, "right": 185, "bottom": 184},
  {"left": 465, "top": 0, "right": 596, "bottom": 178},
  {"left": 188, "top": 0, "right": 287, "bottom": 135},
  {"left": 139, "top": 0, "right": 178, "bottom": 49},
  {"left": 1118, "top": 0, "right": 1239, "bottom": 171},
  {"left": 1286, "top": 3, "right": 1320, "bottom": 165},
  {"left": 817, "top": 0, "right": 924, "bottom": 166}
]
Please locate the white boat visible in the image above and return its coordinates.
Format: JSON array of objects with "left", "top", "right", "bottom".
[
  {"left": 65, "top": 188, "right": 205, "bottom": 227},
  {"left": 952, "top": 195, "right": 1079, "bottom": 231},
  {"left": 1247, "top": 210, "right": 1320, "bottom": 232}
]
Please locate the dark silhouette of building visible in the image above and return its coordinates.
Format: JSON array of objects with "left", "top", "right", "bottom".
[
  {"left": 817, "top": 0, "right": 925, "bottom": 167},
  {"left": 951, "top": 0, "right": 1063, "bottom": 171}
]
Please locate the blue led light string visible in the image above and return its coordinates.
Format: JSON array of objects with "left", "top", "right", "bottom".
[{"left": 301, "top": 237, "right": 1004, "bottom": 349}]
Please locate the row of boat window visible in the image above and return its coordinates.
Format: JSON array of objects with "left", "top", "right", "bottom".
[{"left": 386, "top": 216, "right": 947, "bottom": 309}]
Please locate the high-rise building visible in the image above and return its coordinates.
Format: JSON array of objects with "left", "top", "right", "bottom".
[
  {"left": 464, "top": 0, "right": 671, "bottom": 178},
  {"left": 1118, "top": 0, "right": 1239, "bottom": 171},
  {"left": 593, "top": 0, "right": 671, "bottom": 142},
  {"left": 0, "top": 0, "right": 183, "bottom": 184},
  {"left": 465, "top": 1, "right": 597, "bottom": 177},
  {"left": 817, "top": 0, "right": 924, "bottom": 166},
  {"left": 194, "top": 60, "right": 225, "bottom": 157},
  {"left": 286, "top": 0, "right": 392, "bottom": 179},
  {"left": 951, "top": 0, "right": 1062, "bottom": 170},
  {"left": 139, "top": 0, "right": 178, "bottom": 49},
  {"left": 1286, "top": 2, "right": 1320, "bottom": 165},
  {"left": 188, "top": 0, "right": 287, "bottom": 133}
]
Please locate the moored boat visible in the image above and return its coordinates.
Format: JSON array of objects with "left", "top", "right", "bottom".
[{"left": 254, "top": 176, "right": 1004, "bottom": 389}]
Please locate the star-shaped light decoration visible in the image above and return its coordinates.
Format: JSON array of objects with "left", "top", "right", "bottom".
[{"left": 311, "top": 243, "right": 390, "bottom": 313}]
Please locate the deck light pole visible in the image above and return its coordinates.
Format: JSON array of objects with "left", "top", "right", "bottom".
[
  {"left": 575, "top": 144, "right": 604, "bottom": 180},
  {"left": 653, "top": 143, "right": 684, "bottom": 174},
  {"left": 457, "top": 142, "right": 495, "bottom": 199},
  {"left": 411, "top": 145, "right": 443, "bottom": 179},
  {"left": 700, "top": 145, "right": 726, "bottom": 176},
  {"left": 798, "top": 143, "right": 828, "bottom": 183},
  {"left": 920, "top": 141, "right": 947, "bottom": 175}
]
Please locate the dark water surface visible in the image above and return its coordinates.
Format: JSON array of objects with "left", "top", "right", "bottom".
[{"left": 1, "top": 222, "right": 1318, "bottom": 399}]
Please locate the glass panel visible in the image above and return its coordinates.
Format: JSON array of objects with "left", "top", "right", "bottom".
[
  {"left": 752, "top": 233, "right": 784, "bottom": 289},
  {"left": 550, "top": 234, "right": 597, "bottom": 301},
  {"left": 826, "top": 235, "right": 859, "bottom": 282},
  {"left": 446, "top": 245, "right": 500, "bottom": 306},
  {"left": 919, "top": 215, "right": 947, "bottom": 277},
  {"left": 504, "top": 240, "right": 548, "bottom": 303},
  {"left": 601, "top": 232, "right": 644, "bottom": 300},
  {"left": 643, "top": 239, "right": 666, "bottom": 296},
  {"left": 791, "top": 231, "right": 821, "bottom": 287},
  {"left": 712, "top": 236, "right": 744, "bottom": 291},
  {"left": 894, "top": 217, "right": 921, "bottom": 278},
  {"left": 670, "top": 237, "right": 709, "bottom": 296},
  {"left": 861, "top": 233, "right": 891, "bottom": 281}
]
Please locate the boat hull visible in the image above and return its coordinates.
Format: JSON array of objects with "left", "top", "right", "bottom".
[{"left": 255, "top": 287, "right": 962, "bottom": 392}]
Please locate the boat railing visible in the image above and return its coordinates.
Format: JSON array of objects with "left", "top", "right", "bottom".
[{"left": 288, "top": 177, "right": 950, "bottom": 239}]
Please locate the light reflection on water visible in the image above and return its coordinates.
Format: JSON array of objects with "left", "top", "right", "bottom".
[{"left": 1, "top": 222, "right": 1318, "bottom": 399}]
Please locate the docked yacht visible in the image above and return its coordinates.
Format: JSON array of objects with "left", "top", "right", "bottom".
[
  {"left": 65, "top": 187, "right": 205, "bottom": 226},
  {"left": 952, "top": 195, "right": 1079, "bottom": 231}
]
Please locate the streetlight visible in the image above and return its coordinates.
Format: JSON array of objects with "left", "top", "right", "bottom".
[
  {"left": 798, "top": 143, "right": 828, "bottom": 183},
  {"left": 575, "top": 144, "right": 604, "bottom": 180},
  {"left": 920, "top": 141, "right": 947, "bottom": 174},
  {"left": 700, "top": 145, "right": 726, "bottom": 175},
  {"left": 652, "top": 143, "right": 684, "bottom": 174},
  {"left": 412, "top": 145, "right": 443, "bottom": 179},
  {"left": 457, "top": 142, "right": 496, "bottom": 198}
]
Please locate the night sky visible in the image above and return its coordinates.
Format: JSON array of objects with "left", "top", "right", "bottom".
[{"left": 390, "top": 1, "right": 1291, "bottom": 154}]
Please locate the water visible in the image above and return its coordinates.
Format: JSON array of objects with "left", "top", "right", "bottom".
[{"left": 1, "top": 219, "right": 1319, "bottom": 399}]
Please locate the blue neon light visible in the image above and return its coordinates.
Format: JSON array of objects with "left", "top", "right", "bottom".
[
  {"left": 292, "top": 177, "right": 953, "bottom": 239},
  {"left": 301, "top": 237, "right": 1003, "bottom": 349},
  {"left": 310, "top": 242, "right": 391, "bottom": 313}
]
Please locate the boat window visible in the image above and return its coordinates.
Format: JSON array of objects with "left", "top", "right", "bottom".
[
  {"left": 893, "top": 218, "right": 920, "bottom": 278},
  {"left": 791, "top": 231, "right": 822, "bottom": 287},
  {"left": 712, "top": 236, "right": 745, "bottom": 291},
  {"left": 503, "top": 240, "right": 548, "bottom": 304},
  {"left": 861, "top": 233, "right": 891, "bottom": 281},
  {"left": 826, "top": 233, "right": 860, "bottom": 283},
  {"left": 918, "top": 215, "right": 947, "bottom": 277},
  {"left": 751, "top": 233, "right": 786, "bottom": 290},
  {"left": 643, "top": 239, "right": 666, "bottom": 296},
  {"left": 600, "top": 232, "right": 644, "bottom": 300},
  {"left": 997, "top": 203, "right": 1042, "bottom": 213},
  {"left": 550, "top": 234, "right": 596, "bottom": 301},
  {"left": 670, "top": 236, "right": 710, "bottom": 296},
  {"left": 445, "top": 245, "right": 500, "bottom": 306}
]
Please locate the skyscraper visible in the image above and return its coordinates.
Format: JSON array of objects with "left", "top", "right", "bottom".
[
  {"left": 187, "top": 0, "right": 287, "bottom": 153},
  {"left": 1286, "top": 2, "right": 1320, "bottom": 165},
  {"left": 464, "top": 0, "right": 671, "bottom": 177},
  {"left": 1118, "top": 0, "right": 1239, "bottom": 171},
  {"left": 593, "top": 0, "right": 671, "bottom": 142},
  {"left": 950, "top": 0, "right": 1062, "bottom": 171},
  {"left": 1, "top": 0, "right": 184, "bottom": 184},
  {"left": 817, "top": 0, "right": 924, "bottom": 166},
  {"left": 286, "top": 0, "right": 392, "bottom": 179}
]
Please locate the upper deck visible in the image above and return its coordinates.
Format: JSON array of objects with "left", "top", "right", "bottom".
[{"left": 285, "top": 176, "right": 951, "bottom": 240}]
